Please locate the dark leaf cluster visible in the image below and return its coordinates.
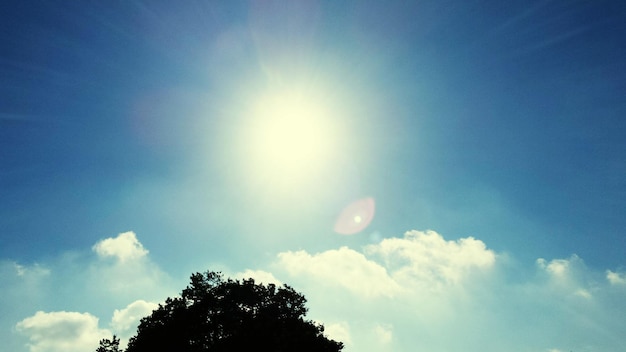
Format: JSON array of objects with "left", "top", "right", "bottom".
[
  {"left": 97, "top": 271, "right": 343, "bottom": 352},
  {"left": 96, "top": 335, "right": 121, "bottom": 352}
]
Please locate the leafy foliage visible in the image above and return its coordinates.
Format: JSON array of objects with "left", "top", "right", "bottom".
[
  {"left": 120, "top": 271, "right": 343, "bottom": 352},
  {"left": 96, "top": 335, "right": 122, "bottom": 352}
]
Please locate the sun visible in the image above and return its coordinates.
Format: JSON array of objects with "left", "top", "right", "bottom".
[
  {"left": 252, "top": 91, "right": 331, "bottom": 166},
  {"left": 242, "top": 87, "right": 339, "bottom": 191}
]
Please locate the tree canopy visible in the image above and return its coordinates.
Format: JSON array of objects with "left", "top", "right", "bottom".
[
  {"left": 96, "top": 335, "right": 121, "bottom": 352},
  {"left": 98, "top": 271, "right": 343, "bottom": 352}
]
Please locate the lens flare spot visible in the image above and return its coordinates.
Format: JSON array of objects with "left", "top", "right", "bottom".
[{"left": 334, "top": 197, "right": 375, "bottom": 235}]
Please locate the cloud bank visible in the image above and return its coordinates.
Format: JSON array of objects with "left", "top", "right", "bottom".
[
  {"left": 12, "top": 232, "right": 166, "bottom": 352},
  {"left": 10, "top": 230, "right": 626, "bottom": 352},
  {"left": 271, "top": 230, "right": 626, "bottom": 352}
]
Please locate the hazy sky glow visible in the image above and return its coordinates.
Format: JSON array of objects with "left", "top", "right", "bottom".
[{"left": 2, "top": 1, "right": 626, "bottom": 351}]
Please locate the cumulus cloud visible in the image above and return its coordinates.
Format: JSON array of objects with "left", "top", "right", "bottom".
[
  {"left": 6, "top": 231, "right": 174, "bottom": 352},
  {"left": 7, "top": 228, "right": 626, "bottom": 352},
  {"left": 92, "top": 231, "right": 148, "bottom": 262},
  {"left": 87, "top": 234, "right": 171, "bottom": 303},
  {"left": 277, "top": 246, "right": 402, "bottom": 298},
  {"left": 277, "top": 230, "right": 496, "bottom": 300},
  {"left": 535, "top": 254, "right": 599, "bottom": 301},
  {"left": 272, "top": 230, "right": 626, "bottom": 352},
  {"left": 537, "top": 257, "right": 572, "bottom": 278},
  {"left": 15, "top": 311, "right": 110, "bottom": 352},
  {"left": 15, "top": 300, "right": 158, "bottom": 352},
  {"left": 366, "top": 230, "right": 496, "bottom": 289},
  {"left": 606, "top": 270, "right": 626, "bottom": 285},
  {"left": 111, "top": 300, "right": 158, "bottom": 335},
  {"left": 324, "top": 321, "right": 352, "bottom": 346}
]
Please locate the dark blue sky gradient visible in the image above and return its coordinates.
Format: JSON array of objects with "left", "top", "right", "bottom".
[{"left": 2, "top": 0, "right": 626, "bottom": 271}]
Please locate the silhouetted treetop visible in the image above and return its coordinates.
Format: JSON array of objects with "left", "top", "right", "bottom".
[
  {"left": 123, "top": 270, "right": 343, "bottom": 352},
  {"left": 96, "top": 335, "right": 121, "bottom": 352}
]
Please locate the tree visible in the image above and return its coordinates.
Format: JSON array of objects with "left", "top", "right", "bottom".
[
  {"left": 96, "top": 335, "right": 121, "bottom": 352},
  {"left": 122, "top": 271, "right": 343, "bottom": 352}
]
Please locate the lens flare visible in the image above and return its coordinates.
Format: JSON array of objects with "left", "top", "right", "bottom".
[{"left": 334, "top": 197, "right": 376, "bottom": 235}]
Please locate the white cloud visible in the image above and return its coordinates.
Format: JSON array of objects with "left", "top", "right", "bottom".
[
  {"left": 6, "top": 228, "right": 626, "bottom": 352},
  {"left": 5, "top": 232, "right": 174, "bottom": 352},
  {"left": 15, "top": 311, "right": 110, "bottom": 352},
  {"left": 277, "top": 246, "right": 403, "bottom": 298},
  {"left": 537, "top": 257, "right": 571, "bottom": 277},
  {"left": 233, "top": 269, "right": 282, "bottom": 286},
  {"left": 535, "top": 255, "right": 598, "bottom": 300},
  {"left": 89, "top": 258, "right": 167, "bottom": 298},
  {"left": 110, "top": 300, "right": 158, "bottom": 335},
  {"left": 366, "top": 230, "right": 496, "bottom": 289},
  {"left": 606, "top": 270, "right": 626, "bottom": 285},
  {"left": 324, "top": 322, "right": 352, "bottom": 346},
  {"left": 271, "top": 230, "right": 626, "bottom": 352},
  {"left": 87, "top": 232, "right": 171, "bottom": 300},
  {"left": 92, "top": 231, "right": 148, "bottom": 263}
]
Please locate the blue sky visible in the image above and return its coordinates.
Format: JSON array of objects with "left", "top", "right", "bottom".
[{"left": 2, "top": 1, "right": 626, "bottom": 351}]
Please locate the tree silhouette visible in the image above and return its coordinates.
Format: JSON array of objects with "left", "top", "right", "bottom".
[
  {"left": 119, "top": 271, "right": 343, "bottom": 352},
  {"left": 96, "top": 335, "right": 121, "bottom": 352}
]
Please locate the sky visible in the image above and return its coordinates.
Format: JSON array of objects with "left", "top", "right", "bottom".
[{"left": 1, "top": 1, "right": 626, "bottom": 351}]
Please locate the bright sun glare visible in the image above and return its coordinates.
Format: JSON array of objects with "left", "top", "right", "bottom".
[{"left": 244, "top": 88, "right": 338, "bottom": 190}]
